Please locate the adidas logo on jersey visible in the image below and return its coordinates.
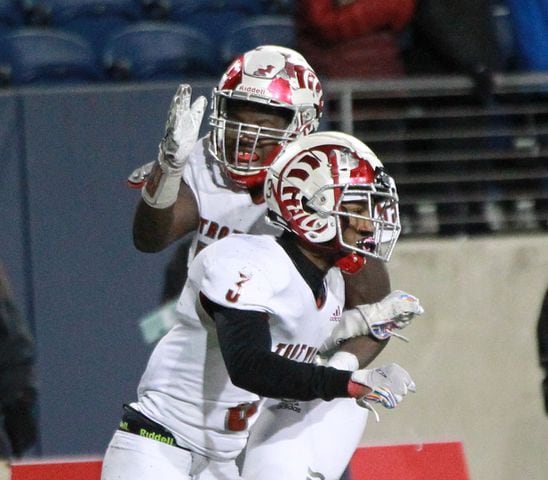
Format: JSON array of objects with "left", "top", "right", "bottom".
[{"left": 330, "top": 305, "right": 342, "bottom": 322}]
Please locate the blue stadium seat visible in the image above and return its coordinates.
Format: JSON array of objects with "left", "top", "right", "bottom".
[
  {"left": 168, "top": 0, "right": 264, "bottom": 17},
  {"left": 0, "top": 27, "right": 102, "bottom": 85},
  {"left": 167, "top": 0, "right": 266, "bottom": 44},
  {"left": 137, "top": 0, "right": 170, "bottom": 20},
  {"left": 22, "top": 0, "right": 141, "bottom": 54},
  {"left": 0, "top": 0, "right": 23, "bottom": 27},
  {"left": 221, "top": 15, "right": 296, "bottom": 65},
  {"left": 260, "top": 0, "right": 295, "bottom": 15},
  {"left": 102, "top": 21, "right": 221, "bottom": 81}
]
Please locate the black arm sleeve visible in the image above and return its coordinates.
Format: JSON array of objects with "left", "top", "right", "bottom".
[{"left": 209, "top": 301, "right": 351, "bottom": 401}]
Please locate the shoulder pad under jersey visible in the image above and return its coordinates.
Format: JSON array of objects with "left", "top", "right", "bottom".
[{"left": 198, "top": 235, "right": 292, "bottom": 312}]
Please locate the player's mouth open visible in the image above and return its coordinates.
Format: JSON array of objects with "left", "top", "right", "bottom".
[
  {"left": 237, "top": 151, "right": 260, "bottom": 163},
  {"left": 358, "top": 237, "right": 376, "bottom": 253}
]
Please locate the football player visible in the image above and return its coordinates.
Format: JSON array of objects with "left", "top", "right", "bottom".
[
  {"left": 102, "top": 131, "right": 417, "bottom": 480},
  {"left": 127, "top": 46, "right": 422, "bottom": 479}
]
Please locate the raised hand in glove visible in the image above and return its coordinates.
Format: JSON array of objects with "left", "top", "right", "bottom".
[
  {"left": 347, "top": 363, "right": 415, "bottom": 421},
  {"left": 321, "top": 290, "right": 423, "bottom": 353},
  {"left": 158, "top": 84, "right": 207, "bottom": 176},
  {"left": 133, "top": 84, "right": 207, "bottom": 208}
]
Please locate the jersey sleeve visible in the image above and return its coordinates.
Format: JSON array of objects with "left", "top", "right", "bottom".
[{"left": 198, "top": 235, "right": 291, "bottom": 314}]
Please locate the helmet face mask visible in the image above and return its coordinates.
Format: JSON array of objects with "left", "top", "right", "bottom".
[
  {"left": 210, "top": 97, "right": 295, "bottom": 188},
  {"left": 265, "top": 132, "right": 401, "bottom": 271},
  {"left": 208, "top": 45, "right": 323, "bottom": 190},
  {"left": 333, "top": 182, "right": 401, "bottom": 265}
]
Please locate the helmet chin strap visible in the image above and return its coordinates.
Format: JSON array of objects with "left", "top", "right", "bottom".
[
  {"left": 227, "top": 168, "right": 267, "bottom": 192},
  {"left": 225, "top": 143, "right": 283, "bottom": 191},
  {"left": 335, "top": 252, "right": 366, "bottom": 274}
]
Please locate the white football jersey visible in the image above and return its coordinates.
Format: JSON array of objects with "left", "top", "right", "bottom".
[
  {"left": 182, "top": 137, "right": 280, "bottom": 265},
  {"left": 133, "top": 234, "right": 345, "bottom": 462}
]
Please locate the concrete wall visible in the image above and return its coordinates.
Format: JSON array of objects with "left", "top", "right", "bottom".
[{"left": 361, "top": 234, "right": 548, "bottom": 480}]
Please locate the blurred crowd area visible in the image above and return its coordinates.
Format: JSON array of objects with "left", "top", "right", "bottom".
[
  {"left": 2, "top": 1, "right": 545, "bottom": 84},
  {"left": 0, "top": 0, "right": 546, "bottom": 235}
]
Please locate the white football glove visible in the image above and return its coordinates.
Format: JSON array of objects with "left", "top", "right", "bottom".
[
  {"left": 320, "top": 290, "right": 424, "bottom": 353},
  {"left": 139, "top": 84, "right": 207, "bottom": 208},
  {"left": 158, "top": 84, "right": 207, "bottom": 176},
  {"left": 348, "top": 363, "right": 416, "bottom": 422}
]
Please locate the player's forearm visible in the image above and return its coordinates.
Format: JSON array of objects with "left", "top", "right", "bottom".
[
  {"left": 133, "top": 169, "right": 199, "bottom": 252},
  {"left": 133, "top": 199, "right": 178, "bottom": 252},
  {"left": 338, "top": 335, "right": 388, "bottom": 369},
  {"left": 212, "top": 305, "right": 415, "bottom": 411},
  {"left": 342, "top": 257, "right": 391, "bottom": 364},
  {"left": 227, "top": 344, "right": 352, "bottom": 401},
  {"left": 213, "top": 306, "right": 352, "bottom": 401},
  {"left": 344, "top": 256, "right": 390, "bottom": 308}
]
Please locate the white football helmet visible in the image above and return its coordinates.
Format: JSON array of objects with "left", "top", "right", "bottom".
[
  {"left": 209, "top": 45, "right": 324, "bottom": 190},
  {"left": 264, "top": 132, "right": 401, "bottom": 273}
]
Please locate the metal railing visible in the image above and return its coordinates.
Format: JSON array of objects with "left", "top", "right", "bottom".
[{"left": 324, "top": 73, "right": 548, "bottom": 236}]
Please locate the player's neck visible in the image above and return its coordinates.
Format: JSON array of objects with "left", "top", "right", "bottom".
[
  {"left": 289, "top": 236, "right": 333, "bottom": 273},
  {"left": 248, "top": 186, "right": 265, "bottom": 204},
  {"left": 277, "top": 233, "right": 328, "bottom": 302},
  {"left": 298, "top": 246, "right": 331, "bottom": 272}
]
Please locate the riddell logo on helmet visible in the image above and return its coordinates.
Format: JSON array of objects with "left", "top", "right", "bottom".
[{"left": 237, "top": 85, "right": 267, "bottom": 95}]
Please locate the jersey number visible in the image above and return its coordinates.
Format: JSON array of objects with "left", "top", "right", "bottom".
[{"left": 225, "top": 402, "right": 258, "bottom": 432}]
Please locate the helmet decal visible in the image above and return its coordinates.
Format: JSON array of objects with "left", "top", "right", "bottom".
[
  {"left": 253, "top": 64, "right": 277, "bottom": 77},
  {"left": 209, "top": 45, "right": 324, "bottom": 190},
  {"left": 265, "top": 132, "right": 401, "bottom": 270}
]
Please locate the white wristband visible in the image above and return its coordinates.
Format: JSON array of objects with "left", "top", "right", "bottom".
[
  {"left": 141, "top": 172, "right": 181, "bottom": 209},
  {"left": 327, "top": 351, "right": 359, "bottom": 371}
]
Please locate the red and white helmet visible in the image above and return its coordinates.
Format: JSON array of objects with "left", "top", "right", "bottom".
[
  {"left": 209, "top": 45, "right": 324, "bottom": 189},
  {"left": 264, "top": 132, "right": 401, "bottom": 272}
]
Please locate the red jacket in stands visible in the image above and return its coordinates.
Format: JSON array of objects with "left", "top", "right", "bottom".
[{"left": 296, "top": 0, "right": 416, "bottom": 78}]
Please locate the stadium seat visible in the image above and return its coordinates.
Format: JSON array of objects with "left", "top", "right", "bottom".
[
  {"left": 221, "top": 15, "right": 296, "bottom": 65},
  {"left": 137, "top": 0, "right": 170, "bottom": 20},
  {"left": 0, "top": 27, "right": 102, "bottom": 85},
  {"left": 168, "top": 0, "right": 264, "bottom": 17},
  {"left": 102, "top": 21, "right": 221, "bottom": 81},
  {"left": 167, "top": 0, "right": 266, "bottom": 44},
  {"left": 22, "top": 0, "right": 141, "bottom": 54},
  {"left": 261, "top": 0, "right": 295, "bottom": 15},
  {"left": 0, "top": 0, "right": 23, "bottom": 27}
]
